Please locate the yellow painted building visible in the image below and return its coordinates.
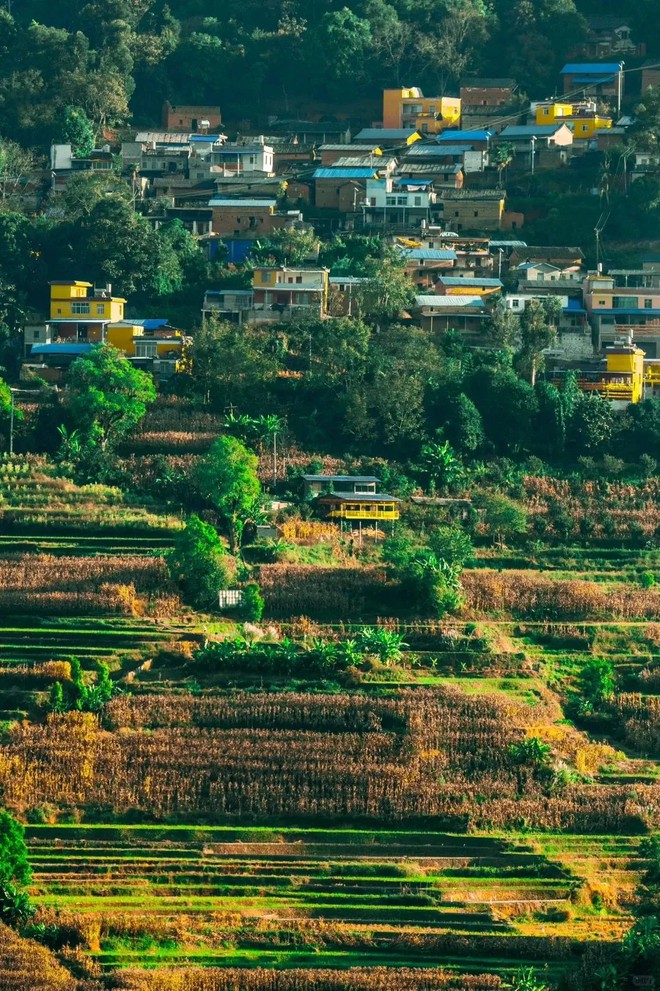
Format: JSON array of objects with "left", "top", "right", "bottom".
[
  {"left": 383, "top": 88, "right": 461, "bottom": 135},
  {"left": 317, "top": 493, "right": 400, "bottom": 522},
  {"left": 49, "top": 281, "right": 126, "bottom": 323},
  {"left": 575, "top": 344, "right": 646, "bottom": 406},
  {"left": 535, "top": 102, "right": 612, "bottom": 138}
]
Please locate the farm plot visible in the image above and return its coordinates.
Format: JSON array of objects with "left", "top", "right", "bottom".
[{"left": 26, "top": 825, "right": 642, "bottom": 976}]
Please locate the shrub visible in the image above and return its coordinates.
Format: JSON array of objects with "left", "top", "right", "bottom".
[
  {"left": 241, "top": 583, "right": 265, "bottom": 622},
  {"left": 167, "top": 514, "right": 231, "bottom": 610}
]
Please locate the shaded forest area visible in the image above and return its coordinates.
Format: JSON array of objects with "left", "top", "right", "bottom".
[{"left": 2, "top": 0, "right": 660, "bottom": 142}]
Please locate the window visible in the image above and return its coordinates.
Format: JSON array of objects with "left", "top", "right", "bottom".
[
  {"left": 287, "top": 277, "right": 293, "bottom": 284},
  {"left": 71, "top": 302, "right": 90, "bottom": 315},
  {"left": 249, "top": 156, "right": 255, "bottom": 164},
  {"left": 262, "top": 272, "right": 272, "bottom": 283},
  {"left": 512, "top": 299, "right": 520, "bottom": 307},
  {"left": 386, "top": 196, "right": 396, "bottom": 205},
  {"left": 473, "top": 210, "right": 479, "bottom": 217},
  {"left": 414, "top": 196, "right": 422, "bottom": 206},
  {"left": 57, "top": 308, "right": 62, "bottom": 315},
  {"left": 645, "top": 299, "right": 653, "bottom": 309},
  {"left": 597, "top": 299, "right": 607, "bottom": 305},
  {"left": 454, "top": 211, "right": 459, "bottom": 217},
  {"left": 296, "top": 276, "right": 302, "bottom": 284},
  {"left": 96, "top": 304, "right": 105, "bottom": 315}
]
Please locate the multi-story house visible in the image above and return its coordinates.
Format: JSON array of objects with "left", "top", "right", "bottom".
[
  {"left": 312, "top": 167, "right": 378, "bottom": 212},
  {"left": 23, "top": 281, "right": 185, "bottom": 382},
  {"left": 584, "top": 273, "right": 660, "bottom": 357},
  {"left": 251, "top": 266, "right": 329, "bottom": 323},
  {"left": 497, "top": 125, "right": 573, "bottom": 170},
  {"left": 437, "top": 189, "right": 506, "bottom": 232},
  {"left": 211, "top": 141, "right": 275, "bottom": 175},
  {"left": 362, "top": 176, "right": 436, "bottom": 227},
  {"left": 162, "top": 101, "right": 222, "bottom": 132},
  {"left": 382, "top": 88, "right": 461, "bottom": 135},
  {"left": 560, "top": 63, "right": 624, "bottom": 112},
  {"left": 398, "top": 247, "right": 457, "bottom": 288},
  {"left": 532, "top": 101, "right": 612, "bottom": 141}
]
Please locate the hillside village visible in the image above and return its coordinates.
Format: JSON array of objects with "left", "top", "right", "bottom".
[
  {"left": 14, "top": 45, "right": 660, "bottom": 407},
  {"left": 0, "top": 6, "right": 659, "bottom": 991}
]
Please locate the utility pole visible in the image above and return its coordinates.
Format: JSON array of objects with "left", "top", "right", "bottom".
[
  {"left": 272, "top": 431, "right": 277, "bottom": 489},
  {"left": 9, "top": 390, "right": 15, "bottom": 456}
]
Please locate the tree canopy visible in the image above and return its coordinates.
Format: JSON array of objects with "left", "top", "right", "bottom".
[{"left": 66, "top": 343, "right": 156, "bottom": 449}]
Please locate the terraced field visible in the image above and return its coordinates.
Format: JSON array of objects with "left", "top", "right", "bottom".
[
  {"left": 27, "top": 825, "right": 643, "bottom": 976},
  {"left": 0, "top": 617, "right": 183, "bottom": 664}
]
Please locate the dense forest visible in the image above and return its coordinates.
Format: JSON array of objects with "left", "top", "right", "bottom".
[{"left": 2, "top": 0, "right": 660, "bottom": 142}]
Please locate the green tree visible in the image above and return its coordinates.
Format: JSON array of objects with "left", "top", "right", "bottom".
[
  {"left": 427, "top": 524, "right": 473, "bottom": 567},
  {"left": 517, "top": 298, "right": 558, "bottom": 386},
  {"left": 578, "top": 657, "right": 616, "bottom": 712},
  {"left": 66, "top": 344, "right": 155, "bottom": 450},
  {"left": 195, "top": 436, "right": 261, "bottom": 552},
  {"left": 483, "top": 298, "right": 518, "bottom": 350},
  {"left": 0, "top": 811, "right": 30, "bottom": 888},
  {"left": 309, "top": 8, "right": 372, "bottom": 91},
  {"left": 355, "top": 252, "right": 416, "bottom": 322},
  {"left": 467, "top": 365, "right": 538, "bottom": 454},
  {"left": 420, "top": 439, "right": 463, "bottom": 493},
  {"left": 0, "top": 806, "right": 33, "bottom": 928},
  {"left": 492, "top": 142, "right": 516, "bottom": 188},
  {"left": 0, "top": 138, "right": 35, "bottom": 208},
  {"left": 476, "top": 492, "right": 528, "bottom": 546},
  {"left": 241, "top": 582, "right": 265, "bottom": 621},
  {"left": 168, "top": 515, "right": 230, "bottom": 609},
  {"left": 192, "top": 317, "right": 279, "bottom": 411},
  {"left": 441, "top": 393, "right": 485, "bottom": 455},
  {"left": 383, "top": 533, "right": 463, "bottom": 616},
  {"left": 568, "top": 394, "right": 616, "bottom": 455},
  {"left": 58, "top": 105, "right": 96, "bottom": 157},
  {"left": 252, "top": 227, "right": 318, "bottom": 266}
]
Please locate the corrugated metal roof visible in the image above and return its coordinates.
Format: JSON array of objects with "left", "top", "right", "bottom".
[
  {"left": 312, "top": 168, "right": 377, "bottom": 179},
  {"left": 354, "top": 128, "right": 418, "bottom": 140},
  {"left": 208, "top": 198, "right": 276, "bottom": 207},
  {"left": 318, "top": 492, "right": 401, "bottom": 502},
  {"left": 302, "top": 475, "right": 380, "bottom": 483},
  {"left": 31, "top": 344, "right": 95, "bottom": 355},
  {"left": 561, "top": 62, "right": 622, "bottom": 73},
  {"left": 405, "top": 145, "right": 467, "bottom": 157},
  {"left": 437, "top": 130, "right": 492, "bottom": 142},
  {"left": 490, "top": 240, "right": 528, "bottom": 247},
  {"left": 393, "top": 176, "right": 433, "bottom": 186},
  {"left": 401, "top": 248, "right": 458, "bottom": 261},
  {"left": 415, "top": 294, "right": 486, "bottom": 308},
  {"left": 438, "top": 276, "right": 503, "bottom": 286},
  {"left": 572, "top": 75, "right": 617, "bottom": 84},
  {"left": 500, "top": 125, "right": 567, "bottom": 137}
]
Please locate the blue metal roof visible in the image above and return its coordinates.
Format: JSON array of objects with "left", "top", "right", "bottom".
[
  {"left": 500, "top": 125, "right": 567, "bottom": 137},
  {"left": 393, "top": 176, "right": 433, "bottom": 186},
  {"left": 189, "top": 134, "right": 223, "bottom": 142},
  {"left": 437, "top": 130, "right": 492, "bottom": 142},
  {"left": 438, "top": 277, "right": 503, "bottom": 287},
  {"left": 597, "top": 308, "right": 660, "bottom": 316},
  {"left": 354, "top": 128, "right": 418, "bottom": 140},
  {"left": 561, "top": 62, "right": 622, "bottom": 73},
  {"left": 134, "top": 319, "right": 169, "bottom": 330},
  {"left": 572, "top": 75, "right": 616, "bottom": 85},
  {"left": 312, "top": 168, "right": 376, "bottom": 179},
  {"left": 401, "top": 248, "right": 458, "bottom": 261},
  {"left": 31, "top": 344, "right": 94, "bottom": 355},
  {"left": 565, "top": 298, "right": 585, "bottom": 310}
]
